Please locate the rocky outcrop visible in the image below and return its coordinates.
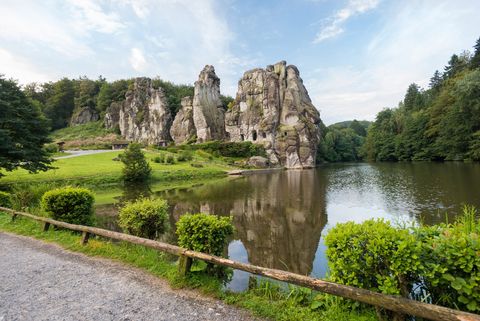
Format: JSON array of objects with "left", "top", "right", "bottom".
[
  {"left": 105, "top": 78, "right": 172, "bottom": 145},
  {"left": 104, "top": 102, "right": 121, "bottom": 129},
  {"left": 192, "top": 65, "right": 226, "bottom": 142},
  {"left": 170, "top": 96, "right": 196, "bottom": 144},
  {"left": 70, "top": 107, "right": 99, "bottom": 126},
  {"left": 225, "top": 61, "right": 321, "bottom": 168}
]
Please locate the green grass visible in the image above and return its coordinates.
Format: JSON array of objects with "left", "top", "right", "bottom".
[
  {"left": 0, "top": 212, "right": 377, "bottom": 321},
  {"left": 49, "top": 121, "right": 115, "bottom": 141},
  {"left": 0, "top": 150, "right": 236, "bottom": 186}
]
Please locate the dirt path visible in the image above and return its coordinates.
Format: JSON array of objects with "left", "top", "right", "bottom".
[
  {"left": 54, "top": 150, "right": 116, "bottom": 159},
  {"left": 0, "top": 232, "right": 260, "bottom": 321}
]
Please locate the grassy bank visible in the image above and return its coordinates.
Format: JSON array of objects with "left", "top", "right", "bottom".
[
  {"left": 0, "top": 213, "right": 376, "bottom": 321},
  {"left": 0, "top": 149, "right": 234, "bottom": 186},
  {"left": 49, "top": 121, "right": 121, "bottom": 150}
]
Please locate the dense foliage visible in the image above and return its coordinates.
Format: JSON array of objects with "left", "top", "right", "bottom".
[
  {"left": 0, "top": 76, "right": 52, "bottom": 177},
  {"left": 41, "top": 187, "right": 94, "bottom": 225},
  {"left": 325, "top": 207, "right": 480, "bottom": 314},
  {"left": 0, "top": 191, "right": 12, "bottom": 208},
  {"left": 165, "top": 141, "right": 266, "bottom": 158},
  {"left": 119, "top": 143, "right": 152, "bottom": 182},
  {"left": 317, "top": 120, "right": 369, "bottom": 162},
  {"left": 176, "top": 213, "right": 234, "bottom": 256},
  {"left": 118, "top": 198, "right": 169, "bottom": 239},
  {"left": 364, "top": 37, "right": 480, "bottom": 161}
]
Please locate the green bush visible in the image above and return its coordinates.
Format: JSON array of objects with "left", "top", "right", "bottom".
[
  {"left": 416, "top": 205, "right": 480, "bottom": 312},
  {"left": 325, "top": 209, "right": 480, "bottom": 313},
  {"left": 118, "top": 198, "right": 169, "bottom": 239},
  {"left": 325, "top": 219, "right": 421, "bottom": 296},
  {"left": 43, "top": 143, "right": 59, "bottom": 154},
  {"left": 10, "top": 183, "right": 56, "bottom": 213},
  {"left": 152, "top": 154, "right": 165, "bottom": 163},
  {"left": 41, "top": 187, "right": 95, "bottom": 225},
  {"left": 165, "top": 154, "right": 175, "bottom": 164},
  {"left": 176, "top": 213, "right": 234, "bottom": 256},
  {"left": 177, "top": 151, "right": 193, "bottom": 162},
  {"left": 0, "top": 191, "right": 12, "bottom": 208},
  {"left": 119, "top": 143, "right": 151, "bottom": 182}
]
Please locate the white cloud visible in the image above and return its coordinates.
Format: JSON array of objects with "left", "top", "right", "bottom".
[
  {"left": 0, "top": 1, "right": 93, "bottom": 58},
  {"left": 129, "top": 48, "right": 148, "bottom": 72},
  {"left": 313, "top": 0, "right": 380, "bottom": 43},
  {"left": 68, "top": 0, "right": 125, "bottom": 34},
  {"left": 308, "top": 0, "right": 480, "bottom": 124},
  {"left": 0, "top": 48, "right": 52, "bottom": 83}
]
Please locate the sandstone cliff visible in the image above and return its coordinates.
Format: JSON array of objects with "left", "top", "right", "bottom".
[
  {"left": 105, "top": 78, "right": 172, "bottom": 145},
  {"left": 225, "top": 61, "right": 321, "bottom": 168},
  {"left": 192, "top": 65, "right": 226, "bottom": 142},
  {"left": 70, "top": 106, "right": 99, "bottom": 126},
  {"left": 170, "top": 96, "right": 196, "bottom": 144}
]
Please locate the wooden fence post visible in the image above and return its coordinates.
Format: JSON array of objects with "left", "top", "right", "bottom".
[
  {"left": 81, "top": 231, "right": 90, "bottom": 245},
  {"left": 42, "top": 222, "right": 50, "bottom": 232},
  {"left": 178, "top": 255, "right": 192, "bottom": 276}
]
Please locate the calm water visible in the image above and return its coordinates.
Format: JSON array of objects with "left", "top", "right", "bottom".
[{"left": 95, "top": 162, "right": 480, "bottom": 291}]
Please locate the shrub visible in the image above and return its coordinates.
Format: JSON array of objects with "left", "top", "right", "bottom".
[
  {"left": 41, "top": 187, "right": 95, "bottom": 225},
  {"left": 10, "top": 183, "right": 56, "bottom": 213},
  {"left": 177, "top": 151, "right": 193, "bottom": 162},
  {"left": 165, "top": 154, "right": 175, "bottom": 164},
  {"left": 176, "top": 213, "right": 234, "bottom": 256},
  {"left": 0, "top": 191, "right": 12, "bottom": 208},
  {"left": 152, "top": 154, "right": 165, "bottom": 163},
  {"left": 325, "top": 209, "right": 480, "bottom": 314},
  {"left": 325, "top": 219, "right": 421, "bottom": 296},
  {"left": 119, "top": 143, "right": 151, "bottom": 182},
  {"left": 118, "top": 198, "right": 169, "bottom": 239},
  {"left": 416, "top": 205, "right": 480, "bottom": 312},
  {"left": 43, "top": 143, "right": 59, "bottom": 154}
]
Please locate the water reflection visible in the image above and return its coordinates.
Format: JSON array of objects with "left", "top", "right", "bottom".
[{"left": 94, "top": 162, "right": 480, "bottom": 290}]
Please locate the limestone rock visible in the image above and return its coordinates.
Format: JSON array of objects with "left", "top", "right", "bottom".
[
  {"left": 225, "top": 61, "right": 321, "bottom": 168},
  {"left": 192, "top": 65, "right": 226, "bottom": 142},
  {"left": 247, "top": 156, "right": 270, "bottom": 168},
  {"left": 170, "top": 96, "right": 196, "bottom": 144},
  {"left": 105, "top": 77, "right": 172, "bottom": 145},
  {"left": 70, "top": 107, "right": 99, "bottom": 126}
]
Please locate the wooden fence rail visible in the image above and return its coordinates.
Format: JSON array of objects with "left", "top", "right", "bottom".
[{"left": 1, "top": 206, "right": 479, "bottom": 321}]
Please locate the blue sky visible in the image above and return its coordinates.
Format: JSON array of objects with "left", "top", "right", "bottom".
[{"left": 1, "top": 0, "right": 479, "bottom": 124}]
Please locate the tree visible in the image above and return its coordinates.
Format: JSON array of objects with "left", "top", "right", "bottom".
[
  {"left": 429, "top": 70, "right": 443, "bottom": 92},
  {"left": 43, "top": 78, "right": 75, "bottom": 130},
  {"left": 96, "top": 79, "right": 131, "bottom": 113},
  {"left": 471, "top": 37, "right": 480, "bottom": 69},
  {"left": 403, "top": 83, "right": 424, "bottom": 111},
  {"left": 119, "top": 143, "right": 151, "bottom": 182},
  {"left": 0, "top": 76, "right": 52, "bottom": 177},
  {"left": 349, "top": 119, "right": 367, "bottom": 137}
]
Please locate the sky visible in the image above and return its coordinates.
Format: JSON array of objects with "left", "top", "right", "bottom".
[{"left": 1, "top": 0, "right": 479, "bottom": 124}]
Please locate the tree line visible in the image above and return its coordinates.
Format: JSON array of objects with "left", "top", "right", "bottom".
[{"left": 363, "top": 37, "right": 480, "bottom": 162}]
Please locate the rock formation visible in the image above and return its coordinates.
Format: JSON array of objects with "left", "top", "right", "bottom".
[
  {"left": 105, "top": 62, "right": 322, "bottom": 168},
  {"left": 105, "top": 78, "right": 172, "bottom": 145},
  {"left": 192, "top": 65, "right": 226, "bottom": 142},
  {"left": 70, "top": 107, "right": 99, "bottom": 126},
  {"left": 225, "top": 61, "right": 321, "bottom": 168},
  {"left": 170, "top": 96, "right": 196, "bottom": 144}
]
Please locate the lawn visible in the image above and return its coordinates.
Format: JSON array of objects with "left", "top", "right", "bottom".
[{"left": 0, "top": 150, "right": 236, "bottom": 185}]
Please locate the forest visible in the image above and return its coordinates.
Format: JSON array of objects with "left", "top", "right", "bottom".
[{"left": 363, "top": 37, "right": 480, "bottom": 162}]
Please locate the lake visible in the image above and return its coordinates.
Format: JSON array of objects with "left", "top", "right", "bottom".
[{"left": 95, "top": 162, "right": 480, "bottom": 291}]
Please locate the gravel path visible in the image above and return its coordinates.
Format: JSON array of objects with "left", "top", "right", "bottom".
[
  {"left": 0, "top": 232, "right": 261, "bottom": 321},
  {"left": 54, "top": 150, "right": 116, "bottom": 159}
]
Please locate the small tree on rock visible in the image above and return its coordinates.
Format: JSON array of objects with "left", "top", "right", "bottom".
[{"left": 119, "top": 143, "right": 151, "bottom": 182}]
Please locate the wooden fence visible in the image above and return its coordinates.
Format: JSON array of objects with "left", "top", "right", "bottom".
[{"left": 0, "top": 206, "right": 479, "bottom": 321}]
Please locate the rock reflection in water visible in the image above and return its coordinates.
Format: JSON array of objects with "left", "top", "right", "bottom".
[{"left": 159, "top": 170, "right": 327, "bottom": 275}]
